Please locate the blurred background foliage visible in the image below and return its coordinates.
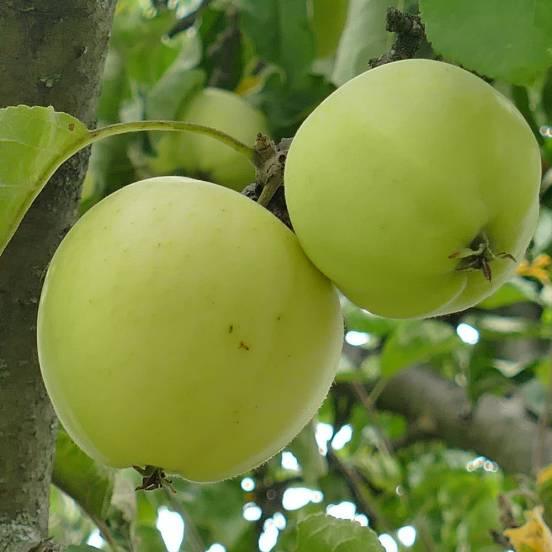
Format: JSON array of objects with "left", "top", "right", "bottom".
[{"left": 53, "top": 0, "right": 552, "bottom": 550}]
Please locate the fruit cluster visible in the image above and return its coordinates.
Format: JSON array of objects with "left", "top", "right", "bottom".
[{"left": 38, "top": 60, "right": 541, "bottom": 483}]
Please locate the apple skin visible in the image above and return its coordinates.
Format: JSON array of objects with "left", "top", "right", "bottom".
[
  {"left": 37, "top": 177, "right": 343, "bottom": 482},
  {"left": 284, "top": 59, "right": 541, "bottom": 319},
  {"left": 150, "top": 88, "right": 269, "bottom": 190}
]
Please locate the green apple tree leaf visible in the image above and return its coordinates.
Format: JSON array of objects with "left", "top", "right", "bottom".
[
  {"left": 296, "top": 513, "right": 384, "bottom": 551},
  {"left": 420, "top": 0, "right": 552, "bottom": 85},
  {"left": 52, "top": 427, "right": 114, "bottom": 521},
  {"left": 145, "top": 67, "right": 205, "bottom": 122},
  {"left": 380, "top": 320, "right": 461, "bottom": 378},
  {"left": 0, "top": 105, "right": 89, "bottom": 257},
  {"left": 238, "top": 0, "right": 315, "bottom": 90},
  {"left": 332, "top": 0, "right": 397, "bottom": 86}
]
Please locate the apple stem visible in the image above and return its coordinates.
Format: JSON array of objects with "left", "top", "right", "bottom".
[
  {"left": 252, "top": 135, "right": 292, "bottom": 207},
  {"left": 87, "top": 120, "right": 256, "bottom": 164}
]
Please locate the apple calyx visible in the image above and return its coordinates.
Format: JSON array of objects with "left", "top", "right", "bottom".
[
  {"left": 133, "top": 464, "right": 176, "bottom": 493},
  {"left": 449, "top": 233, "right": 516, "bottom": 281}
]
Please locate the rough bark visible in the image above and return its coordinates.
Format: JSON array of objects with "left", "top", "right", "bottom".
[
  {"left": 0, "top": 2, "right": 116, "bottom": 550},
  {"left": 377, "top": 366, "right": 552, "bottom": 475}
]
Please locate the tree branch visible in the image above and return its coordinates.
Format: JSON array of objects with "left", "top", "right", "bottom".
[
  {"left": 375, "top": 366, "right": 552, "bottom": 475},
  {"left": 370, "top": 8, "right": 426, "bottom": 67}
]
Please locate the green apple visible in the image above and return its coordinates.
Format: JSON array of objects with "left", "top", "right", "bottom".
[
  {"left": 284, "top": 59, "right": 541, "bottom": 319},
  {"left": 38, "top": 177, "right": 343, "bottom": 482},
  {"left": 150, "top": 88, "right": 269, "bottom": 190}
]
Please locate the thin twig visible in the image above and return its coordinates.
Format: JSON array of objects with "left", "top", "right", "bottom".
[
  {"left": 351, "top": 380, "right": 386, "bottom": 412},
  {"left": 327, "top": 449, "right": 390, "bottom": 531},
  {"left": 350, "top": 380, "right": 392, "bottom": 456},
  {"left": 89, "top": 514, "right": 119, "bottom": 552}
]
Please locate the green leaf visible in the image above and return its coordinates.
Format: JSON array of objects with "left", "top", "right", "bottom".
[
  {"left": 52, "top": 427, "right": 114, "bottom": 521},
  {"left": 111, "top": 6, "right": 182, "bottom": 86},
  {"left": 543, "top": 68, "right": 552, "bottom": 122},
  {"left": 145, "top": 67, "right": 205, "bottom": 122},
  {"left": 0, "top": 105, "right": 88, "bottom": 257},
  {"left": 96, "top": 50, "right": 131, "bottom": 123},
  {"left": 66, "top": 546, "right": 103, "bottom": 552},
  {"left": 134, "top": 525, "right": 168, "bottom": 551},
  {"left": 533, "top": 207, "right": 552, "bottom": 253},
  {"left": 420, "top": 0, "right": 552, "bottom": 85},
  {"left": 312, "top": 0, "right": 350, "bottom": 61},
  {"left": 238, "top": 0, "right": 315, "bottom": 90},
  {"left": 475, "top": 314, "right": 541, "bottom": 339},
  {"left": 511, "top": 85, "right": 545, "bottom": 145},
  {"left": 332, "top": 0, "right": 396, "bottom": 86},
  {"left": 354, "top": 450, "right": 401, "bottom": 492},
  {"left": 174, "top": 479, "right": 249, "bottom": 548},
  {"left": 344, "top": 305, "right": 397, "bottom": 337},
  {"left": 476, "top": 279, "right": 540, "bottom": 310},
  {"left": 296, "top": 513, "right": 384, "bottom": 551},
  {"left": 380, "top": 320, "right": 461, "bottom": 378}
]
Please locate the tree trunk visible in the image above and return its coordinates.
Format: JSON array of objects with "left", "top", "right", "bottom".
[{"left": 0, "top": 2, "right": 116, "bottom": 550}]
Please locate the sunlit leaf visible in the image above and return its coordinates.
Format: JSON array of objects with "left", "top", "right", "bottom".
[
  {"left": 0, "top": 105, "right": 88, "bottom": 257},
  {"left": 332, "top": 0, "right": 396, "bottom": 86},
  {"left": 296, "top": 513, "right": 384, "bottom": 551},
  {"left": 238, "top": 0, "right": 315, "bottom": 90},
  {"left": 52, "top": 427, "right": 114, "bottom": 521},
  {"left": 420, "top": 0, "right": 552, "bottom": 85},
  {"left": 380, "top": 320, "right": 461, "bottom": 378},
  {"left": 477, "top": 279, "right": 540, "bottom": 310},
  {"left": 134, "top": 525, "right": 168, "bottom": 551},
  {"left": 145, "top": 67, "right": 205, "bottom": 122}
]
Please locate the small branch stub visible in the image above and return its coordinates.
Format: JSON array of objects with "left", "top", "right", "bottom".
[
  {"left": 370, "top": 8, "right": 426, "bottom": 67},
  {"left": 242, "top": 134, "right": 293, "bottom": 228}
]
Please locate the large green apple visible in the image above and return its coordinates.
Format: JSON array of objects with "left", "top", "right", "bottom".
[
  {"left": 284, "top": 59, "right": 541, "bottom": 319},
  {"left": 38, "top": 177, "right": 342, "bottom": 482},
  {"left": 150, "top": 88, "right": 269, "bottom": 190}
]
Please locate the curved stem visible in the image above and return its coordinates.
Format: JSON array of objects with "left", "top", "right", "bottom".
[
  {"left": 28, "top": 120, "right": 257, "bottom": 237},
  {"left": 88, "top": 120, "right": 256, "bottom": 164}
]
